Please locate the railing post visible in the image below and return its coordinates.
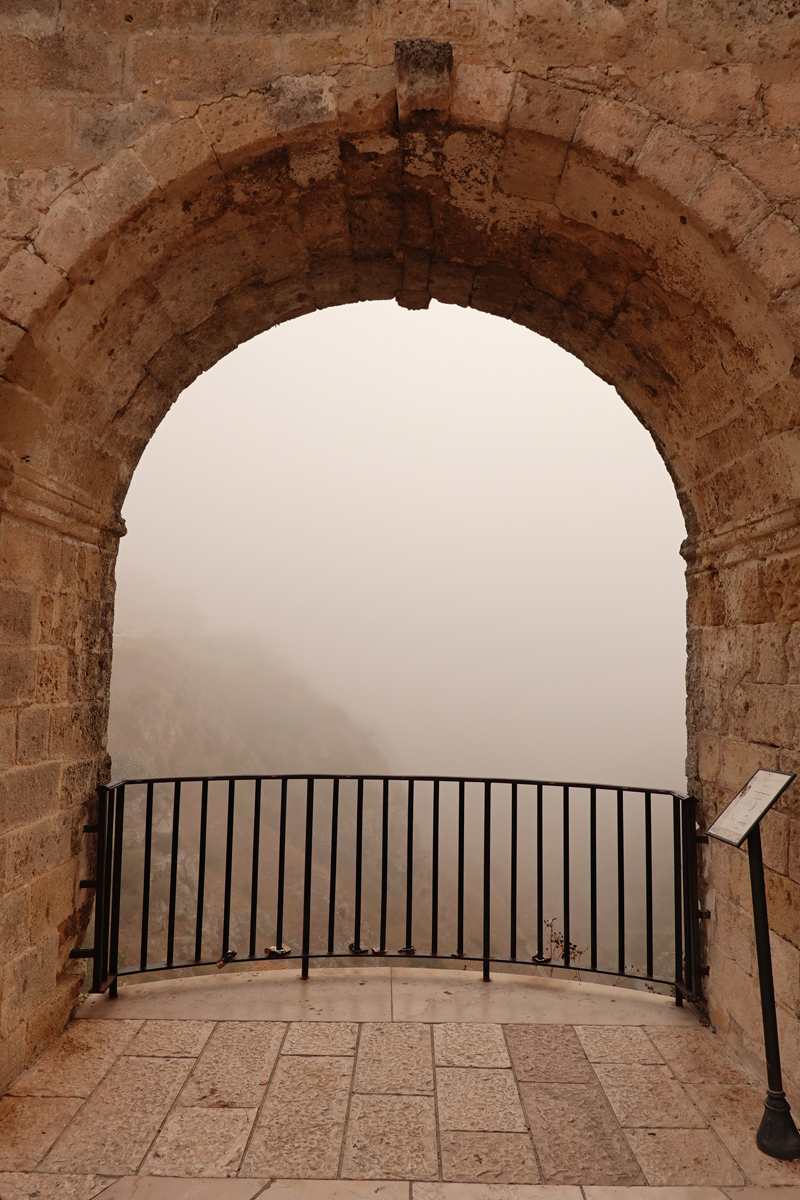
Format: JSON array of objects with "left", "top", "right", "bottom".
[
  {"left": 681, "top": 795, "right": 702, "bottom": 997},
  {"left": 107, "top": 785, "right": 125, "bottom": 998},
  {"left": 301, "top": 777, "right": 315, "bottom": 979},
  {"left": 90, "top": 786, "right": 108, "bottom": 993}
]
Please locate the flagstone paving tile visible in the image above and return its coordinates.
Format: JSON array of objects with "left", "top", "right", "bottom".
[
  {"left": 645, "top": 1028, "right": 752, "bottom": 1085},
  {"left": 575, "top": 1027, "right": 664, "bottom": 1065},
  {"left": 440, "top": 1130, "right": 541, "bottom": 1182},
  {"left": 0, "top": 1096, "right": 84, "bottom": 1171},
  {"left": 353, "top": 1022, "right": 434, "bottom": 1094},
  {"left": 594, "top": 1064, "right": 706, "bottom": 1128},
  {"left": 687, "top": 1083, "right": 800, "bottom": 1186},
  {"left": 434, "top": 1023, "right": 510, "bottom": 1068},
  {"left": 436, "top": 1068, "right": 527, "bottom": 1132},
  {"left": 177, "top": 1020, "right": 285, "bottom": 1108},
  {"left": 414, "top": 1186, "right": 582, "bottom": 1199},
  {"left": 504, "top": 1026, "right": 594, "bottom": 1084},
  {"left": 0, "top": 1173, "right": 114, "bottom": 1199},
  {"left": 38, "top": 1056, "right": 191, "bottom": 1176},
  {"left": 268, "top": 1185, "right": 410, "bottom": 1199},
  {"left": 722, "top": 1190, "right": 800, "bottom": 1199},
  {"left": 126, "top": 1020, "right": 215, "bottom": 1058},
  {"left": 94, "top": 1179, "right": 268, "bottom": 1199},
  {"left": 519, "top": 1082, "right": 644, "bottom": 1185},
  {"left": 585, "top": 1190, "right": 726, "bottom": 1200},
  {"left": 9, "top": 1021, "right": 143, "bottom": 1098},
  {"left": 139, "top": 1105, "right": 257, "bottom": 1176},
  {"left": 282, "top": 1021, "right": 359, "bottom": 1056},
  {"left": 625, "top": 1129, "right": 745, "bottom": 1186},
  {"left": 240, "top": 1053, "right": 353, "bottom": 1178},
  {"left": 342, "top": 1093, "right": 438, "bottom": 1180}
]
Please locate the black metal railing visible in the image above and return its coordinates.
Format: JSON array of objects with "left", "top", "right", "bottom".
[{"left": 75, "top": 774, "right": 703, "bottom": 1003}]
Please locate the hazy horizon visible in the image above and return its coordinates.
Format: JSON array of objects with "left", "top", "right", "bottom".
[{"left": 115, "top": 299, "right": 688, "bottom": 791}]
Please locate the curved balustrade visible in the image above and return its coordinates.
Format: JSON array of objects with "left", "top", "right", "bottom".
[{"left": 76, "top": 774, "right": 702, "bottom": 1005}]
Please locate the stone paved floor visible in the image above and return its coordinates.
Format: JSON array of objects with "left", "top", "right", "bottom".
[{"left": 2, "top": 968, "right": 800, "bottom": 1199}]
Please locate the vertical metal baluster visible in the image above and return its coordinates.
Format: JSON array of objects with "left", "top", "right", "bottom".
[
  {"left": 510, "top": 782, "right": 518, "bottom": 960},
  {"left": 140, "top": 782, "right": 154, "bottom": 972},
  {"left": 431, "top": 780, "right": 440, "bottom": 957},
  {"left": 590, "top": 786, "right": 597, "bottom": 972},
  {"left": 249, "top": 778, "right": 261, "bottom": 959},
  {"left": 681, "top": 796, "right": 698, "bottom": 996},
  {"left": 379, "top": 778, "right": 389, "bottom": 954},
  {"left": 194, "top": 779, "right": 208, "bottom": 963},
  {"left": 563, "top": 785, "right": 570, "bottom": 971},
  {"left": 275, "top": 778, "right": 288, "bottom": 951},
  {"left": 100, "top": 789, "right": 115, "bottom": 989},
  {"left": 401, "top": 779, "right": 415, "bottom": 953},
  {"left": 108, "top": 785, "right": 125, "bottom": 997},
  {"left": 167, "top": 781, "right": 181, "bottom": 968},
  {"left": 222, "top": 779, "right": 235, "bottom": 958},
  {"left": 92, "top": 787, "right": 108, "bottom": 993},
  {"left": 672, "top": 794, "right": 684, "bottom": 1004},
  {"left": 483, "top": 781, "right": 491, "bottom": 981},
  {"left": 617, "top": 788, "right": 625, "bottom": 977},
  {"left": 456, "top": 780, "right": 465, "bottom": 957},
  {"left": 536, "top": 783, "right": 544, "bottom": 962},
  {"left": 328, "top": 778, "right": 340, "bottom": 954},
  {"left": 645, "top": 791, "right": 653, "bottom": 977},
  {"left": 352, "top": 778, "right": 366, "bottom": 953},
  {"left": 301, "top": 777, "right": 315, "bottom": 979}
]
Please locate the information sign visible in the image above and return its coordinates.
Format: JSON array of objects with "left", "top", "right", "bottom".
[{"left": 708, "top": 769, "right": 795, "bottom": 848}]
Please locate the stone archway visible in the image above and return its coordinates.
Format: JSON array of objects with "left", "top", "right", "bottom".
[{"left": 2, "top": 1, "right": 800, "bottom": 1096}]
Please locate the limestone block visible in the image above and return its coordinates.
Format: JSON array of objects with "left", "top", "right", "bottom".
[
  {"left": 0, "top": 248, "right": 65, "bottom": 328},
  {"left": 770, "top": 930, "right": 800, "bottom": 1017},
  {"left": 499, "top": 130, "right": 569, "bottom": 204},
  {"left": 134, "top": 117, "right": 219, "bottom": 193},
  {"left": 25, "top": 970, "right": 83, "bottom": 1062},
  {"left": 752, "top": 623, "right": 790, "bottom": 683},
  {"left": 693, "top": 163, "right": 771, "bottom": 250},
  {"left": 82, "top": 150, "right": 159, "bottom": 230},
  {"left": 0, "top": 886, "right": 29, "bottom": 962},
  {"left": 197, "top": 93, "right": 279, "bottom": 169},
  {"left": 33, "top": 649, "right": 68, "bottom": 705},
  {"left": 16, "top": 705, "right": 49, "bottom": 765},
  {"left": 0, "top": 711, "right": 14, "bottom": 768},
  {"left": 0, "top": 650, "right": 35, "bottom": 708},
  {"left": 214, "top": 0, "right": 364, "bottom": 35},
  {"left": 449, "top": 64, "right": 514, "bottom": 134},
  {"left": 129, "top": 34, "right": 281, "bottom": 103},
  {"left": 765, "top": 554, "right": 800, "bottom": 622},
  {"left": 724, "top": 561, "right": 774, "bottom": 626},
  {"left": 0, "top": 931, "right": 58, "bottom": 1034},
  {"left": 766, "top": 82, "right": 800, "bottom": 131},
  {"left": 764, "top": 867, "right": 800, "bottom": 950},
  {"left": 0, "top": 32, "right": 124, "bottom": 94},
  {"left": 740, "top": 214, "right": 800, "bottom": 297},
  {"left": 5, "top": 811, "right": 73, "bottom": 888},
  {"left": 508, "top": 73, "right": 586, "bottom": 141},
  {"left": 723, "top": 134, "right": 800, "bottom": 203},
  {"left": 714, "top": 893, "right": 755, "bottom": 978},
  {"left": 573, "top": 96, "right": 654, "bottom": 167},
  {"left": 28, "top": 860, "right": 75, "bottom": 944},
  {"left": 634, "top": 124, "right": 718, "bottom": 210},
  {"left": 333, "top": 65, "right": 395, "bottom": 134},
  {"left": 395, "top": 40, "right": 453, "bottom": 125},
  {"left": 641, "top": 65, "right": 759, "bottom": 131},
  {"left": 0, "top": 95, "right": 75, "bottom": 167},
  {"left": 0, "top": 1022, "right": 26, "bottom": 1098},
  {"left": 60, "top": 0, "right": 213, "bottom": 31},
  {"left": 0, "top": 321, "right": 25, "bottom": 369},
  {"left": 380, "top": 0, "right": 479, "bottom": 46}
]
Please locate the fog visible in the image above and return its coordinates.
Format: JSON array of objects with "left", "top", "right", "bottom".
[{"left": 115, "top": 299, "right": 688, "bottom": 792}]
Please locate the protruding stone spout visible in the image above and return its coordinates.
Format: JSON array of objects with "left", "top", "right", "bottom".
[{"left": 394, "top": 39, "right": 453, "bottom": 124}]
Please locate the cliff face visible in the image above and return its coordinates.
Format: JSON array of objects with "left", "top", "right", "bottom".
[{"left": 108, "top": 634, "right": 389, "bottom": 781}]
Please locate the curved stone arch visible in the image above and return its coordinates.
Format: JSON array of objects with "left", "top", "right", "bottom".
[{"left": 2, "top": 32, "right": 800, "bottom": 1092}]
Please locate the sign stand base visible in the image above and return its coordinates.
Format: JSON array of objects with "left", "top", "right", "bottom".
[{"left": 757, "top": 1090, "right": 800, "bottom": 1160}]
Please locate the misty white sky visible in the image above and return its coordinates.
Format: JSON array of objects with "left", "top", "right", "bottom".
[{"left": 116, "top": 300, "right": 688, "bottom": 790}]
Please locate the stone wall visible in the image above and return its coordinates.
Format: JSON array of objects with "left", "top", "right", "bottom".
[{"left": 2, "top": 0, "right": 800, "bottom": 1096}]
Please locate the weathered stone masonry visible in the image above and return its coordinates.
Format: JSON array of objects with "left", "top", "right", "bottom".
[{"left": 2, "top": 0, "right": 800, "bottom": 1097}]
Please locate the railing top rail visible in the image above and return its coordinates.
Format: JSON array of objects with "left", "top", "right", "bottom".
[{"left": 104, "top": 771, "right": 687, "bottom": 798}]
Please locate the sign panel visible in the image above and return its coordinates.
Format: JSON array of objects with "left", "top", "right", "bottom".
[{"left": 708, "top": 769, "right": 796, "bottom": 847}]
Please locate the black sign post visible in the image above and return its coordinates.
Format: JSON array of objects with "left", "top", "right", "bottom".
[{"left": 708, "top": 769, "right": 800, "bottom": 1160}]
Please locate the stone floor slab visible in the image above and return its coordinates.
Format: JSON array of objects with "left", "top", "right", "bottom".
[
  {"left": 9, "top": 1021, "right": 143, "bottom": 1098},
  {"left": 434, "top": 1024, "right": 510, "bottom": 1068},
  {"left": 126, "top": 1020, "right": 215, "bottom": 1058},
  {"left": 283, "top": 1022, "right": 359, "bottom": 1056},
  {"left": 94, "top": 1179, "right": 268, "bottom": 1198},
  {"left": 646, "top": 1029, "right": 752, "bottom": 1086},
  {"left": 354, "top": 1023, "right": 433, "bottom": 1094},
  {"left": 413, "top": 1187, "right": 582, "bottom": 1198},
  {"left": 440, "top": 1131, "right": 541, "bottom": 1182},
  {"left": 39, "top": 1055, "right": 192, "bottom": 1176},
  {"left": 241, "top": 1053, "right": 353, "bottom": 1178},
  {"left": 391, "top": 970, "right": 696, "bottom": 1026},
  {"left": 585, "top": 1190, "right": 726, "bottom": 1200},
  {"left": 575, "top": 1027, "right": 664, "bottom": 1065},
  {"left": 0, "top": 1173, "right": 114, "bottom": 1199},
  {"left": 687, "top": 1083, "right": 800, "bottom": 1186},
  {"left": 624, "top": 1129, "right": 745, "bottom": 1186},
  {"left": 342, "top": 1093, "right": 438, "bottom": 1180},
  {"left": 177, "top": 1021, "right": 285, "bottom": 1107},
  {"left": 594, "top": 1064, "right": 706, "bottom": 1128},
  {"left": 436, "top": 1068, "right": 527, "bottom": 1132},
  {"left": 77, "top": 968, "right": 393, "bottom": 1023},
  {"left": 519, "top": 1082, "right": 644, "bottom": 1185},
  {"left": 504, "top": 1026, "right": 593, "bottom": 1084},
  {"left": 0, "top": 1096, "right": 83, "bottom": 1170},
  {"left": 140, "top": 1106, "right": 257, "bottom": 1176},
  {"left": 267, "top": 1185, "right": 410, "bottom": 1199},
  {"left": 722, "top": 1191, "right": 800, "bottom": 1199}
]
